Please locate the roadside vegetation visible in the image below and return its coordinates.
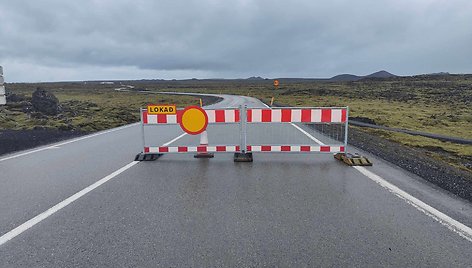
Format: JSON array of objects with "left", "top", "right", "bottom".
[
  {"left": 1, "top": 75, "right": 471, "bottom": 174},
  {"left": 0, "top": 82, "right": 199, "bottom": 132},
  {"left": 131, "top": 75, "right": 471, "bottom": 173}
]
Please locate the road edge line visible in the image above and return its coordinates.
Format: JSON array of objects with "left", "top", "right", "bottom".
[
  {"left": 353, "top": 166, "right": 472, "bottom": 243},
  {"left": 0, "top": 161, "right": 139, "bottom": 246},
  {"left": 0, "top": 123, "right": 139, "bottom": 163}
]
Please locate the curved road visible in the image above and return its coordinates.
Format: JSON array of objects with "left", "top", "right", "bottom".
[{"left": 0, "top": 94, "right": 471, "bottom": 267}]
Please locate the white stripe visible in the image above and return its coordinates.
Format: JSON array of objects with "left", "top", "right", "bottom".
[
  {"left": 330, "top": 146, "right": 342, "bottom": 153},
  {"left": 331, "top": 109, "right": 342, "bottom": 122},
  {"left": 311, "top": 109, "right": 322, "bottom": 123},
  {"left": 207, "top": 146, "right": 217, "bottom": 152},
  {"left": 162, "top": 133, "right": 187, "bottom": 146},
  {"left": 289, "top": 123, "right": 326, "bottom": 146},
  {"left": 147, "top": 114, "right": 158, "bottom": 124},
  {"left": 284, "top": 112, "right": 472, "bottom": 242},
  {"left": 272, "top": 110, "right": 282, "bottom": 122},
  {"left": 310, "top": 146, "right": 320, "bottom": 152},
  {"left": 225, "top": 110, "right": 235, "bottom": 122},
  {"left": 354, "top": 166, "right": 472, "bottom": 243},
  {"left": 226, "top": 146, "right": 236, "bottom": 152},
  {"left": 0, "top": 161, "right": 139, "bottom": 246},
  {"left": 272, "top": 146, "right": 281, "bottom": 152},
  {"left": 167, "top": 115, "right": 177, "bottom": 124},
  {"left": 252, "top": 109, "right": 262, "bottom": 122},
  {"left": 291, "top": 109, "right": 301, "bottom": 122},
  {"left": 0, "top": 123, "right": 139, "bottom": 163},
  {"left": 188, "top": 146, "right": 197, "bottom": 152},
  {"left": 291, "top": 145, "right": 301, "bottom": 152},
  {"left": 252, "top": 145, "right": 262, "bottom": 152},
  {"left": 148, "top": 147, "right": 159, "bottom": 153},
  {"left": 206, "top": 110, "right": 216, "bottom": 123},
  {"left": 168, "top": 147, "right": 178, "bottom": 153}
]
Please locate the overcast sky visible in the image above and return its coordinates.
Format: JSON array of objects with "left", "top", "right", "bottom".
[{"left": 0, "top": 0, "right": 471, "bottom": 82}]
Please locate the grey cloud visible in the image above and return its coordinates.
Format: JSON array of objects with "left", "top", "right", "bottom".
[{"left": 0, "top": 0, "right": 471, "bottom": 81}]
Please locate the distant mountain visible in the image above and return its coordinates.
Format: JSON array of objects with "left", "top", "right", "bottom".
[
  {"left": 329, "top": 74, "right": 362, "bottom": 82},
  {"left": 329, "top": 70, "right": 397, "bottom": 82},
  {"left": 246, "top": 76, "right": 265, "bottom": 80},
  {"left": 364, "top": 70, "right": 396, "bottom": 78}
]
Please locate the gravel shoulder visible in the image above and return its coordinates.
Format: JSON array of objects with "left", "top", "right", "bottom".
[
  {"left": 349, "top": 126, "right": 472, "bottom": 202},
  {"left": 0, "top": 129, "right": 86, "bottom": 156}
]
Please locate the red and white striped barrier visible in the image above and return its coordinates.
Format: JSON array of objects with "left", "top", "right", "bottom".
[
  {"left": 145, "top": 145, "right": 345, "bottom": 154},
  {"left": 141, "top": 108, "right": 347, "bottom": 125},
  {"left": 247, "top": 108, "right": 347, "bottom": 123},
  {"left": 142, "top": 109, "right": 240, "bottom": 125}
]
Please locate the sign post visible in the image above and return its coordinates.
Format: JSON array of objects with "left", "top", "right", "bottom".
[{"left": 0, "top": 66, "right": 5, "bottom": 105}]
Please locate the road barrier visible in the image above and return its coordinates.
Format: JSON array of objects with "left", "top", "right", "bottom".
[{"left": 136, "top": 105, "right": 351, "bottom": 162}]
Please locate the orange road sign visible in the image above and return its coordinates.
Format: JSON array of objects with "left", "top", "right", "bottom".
[
  {"left": 179, "top": 106, "right": 208, "bottom": 135},
  {"left": 273, "top": 79, "right": 280, "bottom": 87},
  {"left": 147, "top": 104, "right": 176, "bottom": 115}
]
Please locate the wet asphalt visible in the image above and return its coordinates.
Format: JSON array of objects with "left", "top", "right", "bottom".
[{"left": 0, "top": 95, "right": 471, "bottom": 267}]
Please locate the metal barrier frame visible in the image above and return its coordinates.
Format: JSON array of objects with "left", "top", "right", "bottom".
[{"left": 136, "top": 105, "right": 349, "bottom": 161}]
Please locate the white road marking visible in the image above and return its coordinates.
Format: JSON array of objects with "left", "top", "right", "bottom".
[
  {"left": 162, "top": 133, "right": 187, "bottom": 146},
  {"left": 259, "top": 101, "right": 327, "bottom": 146},
  {"left": 354, "top": 166, "right": 472, "bottom": 243},
  {"left": 0, "top": 133, "right": 187, "bottom": 246},
  {"left": 0, "top": 161, "right": 139, "bottom": 246},
  {"left": 289, "top": 123, "right": 326, "bottom": 146},
  {"left": 262, "top": 94, "right": 472, "bottom": 242},
  {"left": 0, "top": 123, "right": 139, "bottom": 163}
]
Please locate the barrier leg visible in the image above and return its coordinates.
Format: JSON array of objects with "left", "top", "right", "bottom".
[{"left": 234, "top": 105, "right": 253, "bottom": 162}]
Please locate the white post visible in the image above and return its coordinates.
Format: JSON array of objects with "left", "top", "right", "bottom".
[{"left": 0, "top": 66, "right": 5, "bottom": 105}]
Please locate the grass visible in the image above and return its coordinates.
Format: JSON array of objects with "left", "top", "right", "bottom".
[
  {"left": 0, "top": 83, "right": 200, "bottom": 132},
  {"left": 1, "top": 75, "right": 471, "bottom": 172}
]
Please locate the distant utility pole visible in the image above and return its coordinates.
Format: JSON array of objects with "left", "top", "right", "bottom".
[{"left": 0, "top": 66, "right": 5, "bottom": 105}]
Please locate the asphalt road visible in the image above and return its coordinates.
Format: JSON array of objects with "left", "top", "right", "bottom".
[{"left": 0, "top": 95, "right": 471, "bottom": 267}]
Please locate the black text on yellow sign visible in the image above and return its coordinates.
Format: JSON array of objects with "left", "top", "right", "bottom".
[{"left": 147, "top": 104, "right": 177, "bottom": 115}]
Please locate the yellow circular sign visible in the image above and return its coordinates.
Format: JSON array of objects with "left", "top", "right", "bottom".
[{"left": 179, "top": 106, "right": 208, "bottom": 135}]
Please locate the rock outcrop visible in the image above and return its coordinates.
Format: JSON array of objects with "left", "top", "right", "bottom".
[{"left": 31, "top": 87, "right": 61, "bottom": 115}]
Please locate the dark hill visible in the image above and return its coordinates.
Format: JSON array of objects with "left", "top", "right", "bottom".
[
  {"left": 329, "top": 70, "right": 397, "bottom": 82},
  {"left": 364, "top": 70, "right": 397, "bottom": 78},
  {"left": 329, "top": 74, "right": 362, "bottom": 82}
]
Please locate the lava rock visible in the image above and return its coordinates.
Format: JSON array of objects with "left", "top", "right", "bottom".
[
  {"left": 5, "top": 92, "right": 26, "bottom": 102},
  {"left": 31, "top": 87, "right": 62, "bottom": 115}
]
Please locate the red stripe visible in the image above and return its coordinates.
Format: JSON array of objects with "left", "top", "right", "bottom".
[
  {"left": 144, "top": 147, "right": 150, "bottom": 153},
  {"left": 159, "top": 147, "right": 169, "bottom": 153},
  {"left": 197, "top": 146, "right": 207, "bottom": 152},
  {"left": 281, "top": 146, "right": 291, "bottom": 151},
  {"left": 341, "top": 109, "right": 347, "bottom": 123},
  {"left": 247, "top": 110, "right": 252, "bottom": 122},
  {"left": 236, "top": 145, "right": 241, "bottom": 152},
  {"left": 320, "top": 146, "right": 330, "bottom": 152},
  {"left": 301, "top": 146, "right": 311, "bottom": 152},
  {"left": 216, "top": 146, "right": 226, "bottom": 152},
  {"left": 262, "top": 109, "right": 272, "bottom": 122},
  {"left": 281, "top": 109, "right": 292, "bottom": 122},
  {"left": 143, "top": 111, "right": 148, "bottom": 124},
  {"left": 340, "top": 146, "right": 345, "bottom": 152},
  {"left": 215, "top": 110, "right": 225, "bottom": 122},
  {"left": 178, "top": 146, "right": 188, "bottom": 152},
  {"left": 235, "top": 110, "right": 240, "bottom": 122},
  {"left": 301, "top": 109, "right": 311, "bottom": 122},
  {"left": 321, "top": 109, "right": 332, "bottom": 122},
  {"left": 157, "top": 114, "right": 167, "bottom": 123},
  {"left": 261, "top": 145, "right": 271, "bottom": 151},
  {"left": 176, "top": 110, "right": 184, "bottom": 123}
]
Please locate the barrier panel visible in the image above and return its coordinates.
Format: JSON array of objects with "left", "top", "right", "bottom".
[{"left": 136, "top": 105, "right": 349, "bottom": 162}]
